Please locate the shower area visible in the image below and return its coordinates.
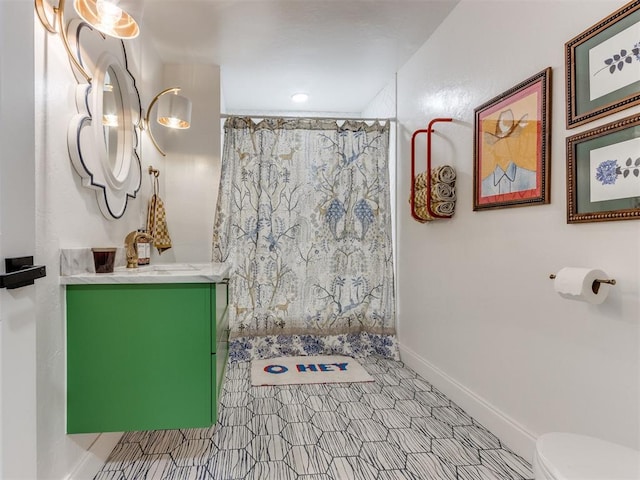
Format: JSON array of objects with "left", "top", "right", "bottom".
[{"left": 212, "top": 115, "right": 398, "bottom": 362}]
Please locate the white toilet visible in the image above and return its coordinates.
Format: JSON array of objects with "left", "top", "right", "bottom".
[{"left": 534, "top": 432, "right": 640, "bottom": 480}]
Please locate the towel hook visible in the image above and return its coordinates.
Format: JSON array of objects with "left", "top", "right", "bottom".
[{"left": 148, "top": 166, "right": 160, "bottom": 177}]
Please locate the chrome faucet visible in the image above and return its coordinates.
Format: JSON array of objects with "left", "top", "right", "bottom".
[{"left": 124, "top": 230, "right": 154, "bottom": 268}]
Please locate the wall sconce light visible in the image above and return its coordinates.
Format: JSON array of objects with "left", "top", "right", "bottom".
[
  {"left": 102, "top": 84, "right": 119, "bottom": 127},
  {"left": 34, "top": 0, "right": 142, "bottom": 82},
  {"left": 143, "top": 88, "right": 192, "bottom": 157}
]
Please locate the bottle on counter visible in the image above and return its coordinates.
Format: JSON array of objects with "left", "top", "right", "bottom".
[{"left": 136, "top": 228, "right": 151, "bottom": 266}]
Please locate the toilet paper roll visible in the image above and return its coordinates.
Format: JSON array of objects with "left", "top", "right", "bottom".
[{"left": 553, "top": 267, "right": 611, "bottom": 304}]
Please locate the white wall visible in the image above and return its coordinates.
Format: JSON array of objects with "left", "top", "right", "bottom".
[
  {"left": 162, "top": 64, "right": 221, "bottom": 264},
  {"left": 393, "top": 0, "right": 640, "bottom": 460},
  {"left": 33, "top": 10, "right": 220, "bottom": 479},
  {"left": 33, "top": 17, "right": 160, "bottom": 479}
]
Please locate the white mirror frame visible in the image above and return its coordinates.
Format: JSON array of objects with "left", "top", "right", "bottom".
[{"left": 67, "top": 20, "right": 142, "bottom": 219}]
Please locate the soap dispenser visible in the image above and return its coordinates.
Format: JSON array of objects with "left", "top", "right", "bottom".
[{"left": 136, "top": 229, "right": 151, "bottom": 266}]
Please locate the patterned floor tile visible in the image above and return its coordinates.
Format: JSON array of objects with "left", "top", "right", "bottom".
[
  {"left": 454, "top": 424, "right": 502, "bottom": 450},
  {"left": 279, "top": 403, "right": 312, "bottom": 423},
  {"left": 277, "top": 389, "right": 309, "bottom": 405},
  {"left": 165, "top": 465, "right": 212, "bottom": 480},
  {"left": 360, "top": 441, "right": 407, "bottom": 470},
  {"left": 387, "top": 428, "right": 432, "bottom": 454},
  {"left": 297, "top": 383, "right": 331, "bottom": 396},
  {"left": 327, "top": 456, "right": 378, "bottom": 480},
  {"left": 307, "top": 394, "right": 340, "bottom": 412},
  {"left": 249, "top": 396, "right": 282, "bottom": 415},
  {"left": 415, "top": 389, "right": 450, "bottom": 407},
  {"left": 432, "top": 404, "right": 475, "bottom": 426},
  {"left": 372, "top": 372, "right": 402, "bottom": 387},
  {"left": 123, "top": 453, "right": 174, "bottom": 480},
  {"left": 432, "top": 437, "right": 481, "bottom": 466},
  {"left": 247, "top": 434, "right": 291, "bottom": 461},
  {"left": 373, "top": 408, "right": 412, "bottom": 429},
  {"left": 480, "top": 448, "right": 533, "bottom": 479},
  {"left": 310, "top": 411, "right": 349, "bottom": 431},
  {"left": 318, "top": 431, "right": 363, "bottom": 457},
  {"left": 245, "top": 460, "right": 298, "bottom": 480},
  {"left": 350, "top": 381, "right": 383, "bottom": 395},
  {"left": 219, "top": 391, "right": 251, "bottom": 408},
  {"left": 247, "top": 413, "right": 286, "bottom": 436},
  {"left": 171, "top": 439, "right": 215, "bottom": 467},
  {"left": 280, "top": 422, "right": 323, "bottom": 445},
  {"left": 180, "top": 425, "right": 217, "bottom": 440},
  {"left": 458, "top": 464, "right": 507, "bottom": 480},
  {"left": 139, "top": 430, "right": 185, "bottom": 455},
  {"left": 206, "top": 448, "right": 255, "bottom": 480},
  {"left": 248, "top": 385, "right": 277, "bottom": 398},
  {"left": 218, "top": 406, "right": 253, "bottom": 427},
  {"left": 411, "top": 416, "right": 454, "bottom": 439},
  {"left": 338, "top": 401, "right": 374, "bottom": 420},
  {"left": 361, "top": 363, "right": 388, "bottom": 375},
  {"left": 285, "top": 445, "right": 332, "bottom": 475},
  {"left": 394, "top": 399, "right": 431, "bottom": 418},
  {"left": 381, "top": 385, "right": 415, "bottom": 401},
  {"left": 94, "top": 357, "right": 533, "bottom": 480},
  {"left": 377, "top": 470, "right": 420, "bottom": 480},
  {"left": 327, "top": 386, "right": 363, "bottom": 402},
  {"left": 347, "top": 418, "right": 389, "bottom": 442},
  {"left": 405, "top": 452, "right": 456, "bottom": 480},
  {"left": 400, "top": 377, "right": 433, "bottom": 392},
  {"left": 360, "top": 392, "right": 396, "bottom": 410},
  {"left": 212, "top": 425, "right": 253, "bottom": 450}
]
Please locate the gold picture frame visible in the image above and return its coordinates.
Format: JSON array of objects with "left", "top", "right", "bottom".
[
  {"left": 473, "top": 68, "right": 552, "bottom": 211},
  {"left": 566, "top": 0, "right": 640, "bottom": 128}
]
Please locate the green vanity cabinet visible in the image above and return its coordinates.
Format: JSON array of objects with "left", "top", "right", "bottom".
[{"left": 66, "top": 282, "right": 228, "bottom": 434}]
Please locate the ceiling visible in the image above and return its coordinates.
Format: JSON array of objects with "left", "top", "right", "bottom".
[{"left": 142, "top": 1, "right": 460, "bottom": 114}]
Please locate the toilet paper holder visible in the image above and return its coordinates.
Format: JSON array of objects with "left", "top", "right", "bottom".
[{"left": 549, "top": 273, "right": 616, "bottom": 294}]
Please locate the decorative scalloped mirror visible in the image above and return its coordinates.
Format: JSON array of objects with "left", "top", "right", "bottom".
[{"left": 67, "top": 19, "right": 142, "bottom": 219}]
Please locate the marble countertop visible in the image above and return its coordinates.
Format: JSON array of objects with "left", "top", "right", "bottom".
[{"left": 60, "top": 262, "right": 230, "bottom": 285}]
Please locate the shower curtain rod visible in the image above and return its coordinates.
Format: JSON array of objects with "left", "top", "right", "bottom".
[{"left": 221, "top": 113, "right": 396, "bottom": 122}]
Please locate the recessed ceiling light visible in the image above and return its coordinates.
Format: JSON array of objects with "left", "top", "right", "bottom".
[{"left": 291, "top": 93, "right": 309, "bottom": 103}]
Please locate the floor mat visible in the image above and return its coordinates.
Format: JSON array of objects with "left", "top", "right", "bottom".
[{"left": 251, "top": 355, "right": 374, "bottom": 386}]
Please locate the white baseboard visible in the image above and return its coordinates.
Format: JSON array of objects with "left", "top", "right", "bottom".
[
  {"left": 66, "top": 432, "right": 122, "bottom": 480},
  {"left": 399, "top": 344, "right": 536, "bottom": 462}
]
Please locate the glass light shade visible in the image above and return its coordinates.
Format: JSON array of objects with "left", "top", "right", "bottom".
[
  {"left": 102, "top": 88, "right": 118, "bottom": 126},
  {"left": 157, "top": 93, "right": 192, "bottom": 130},
  {"left": 74, "top": 0, "right": 142, "bottom": 39}
]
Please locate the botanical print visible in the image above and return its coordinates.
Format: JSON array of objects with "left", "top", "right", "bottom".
[
  {"left": 478, "top": 83, "right": 541, "bottom": 203},
  {"left": 590, "top": 136, "right": 640, "bottom": 202},
  {"left": 213, "top": 117, "right": 398, "bottom": 361},
  {"left": 589, "top": 21, "right": 640, "bottom": 101}
]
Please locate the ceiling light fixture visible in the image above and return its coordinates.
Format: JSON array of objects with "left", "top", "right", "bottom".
[
  {"left": 291, "top": 93, "right": 309, "bottom": 103},
  {"left": 34, "top": 0, "right": 143, "bottom": 82},
  {"left": 74, "top": 0, "right": 142, "bottom": 39}
]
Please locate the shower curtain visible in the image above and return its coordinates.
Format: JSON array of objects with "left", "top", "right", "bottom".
[{"left": 212, "top": 117, "right": 398, "bottom": 361}]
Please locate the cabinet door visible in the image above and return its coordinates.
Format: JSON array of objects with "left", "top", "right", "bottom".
[{"left": 67, "top": 284, "right": 212, "bottom": 433}]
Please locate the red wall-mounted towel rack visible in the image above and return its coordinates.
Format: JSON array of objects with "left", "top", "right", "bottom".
[{"left": 410, "top": 117, "right": 453, "bottom": 222}]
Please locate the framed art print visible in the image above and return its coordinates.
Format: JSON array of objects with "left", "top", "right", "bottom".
[
  {"left": 566, "top": 113, "right": 640, "bottom": 223},
  {"left": 473, "top": 67, "right": 551, "bottom": 211},
  {"left": 566, "top": 0, "right": 640, "bottom": 128}
]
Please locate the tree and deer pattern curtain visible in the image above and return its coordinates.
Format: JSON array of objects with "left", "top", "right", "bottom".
[{"left": 213, "top": 117, "right": 398, "bottom": 361}]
